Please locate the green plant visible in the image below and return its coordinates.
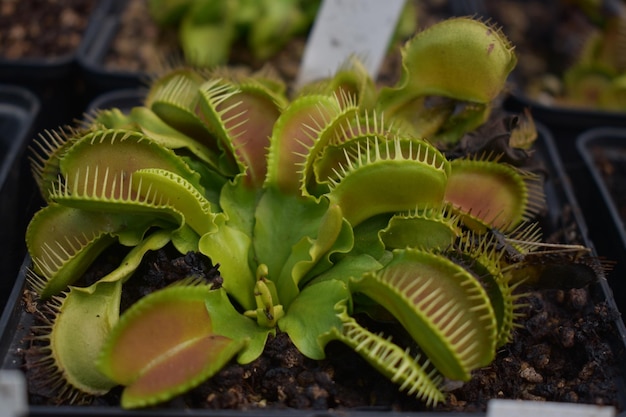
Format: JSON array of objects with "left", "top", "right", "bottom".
[
  {"left": 147, "top": 0, "right": 322, "bottom": 67},
  {"left": 24, "top": 17, "right": 593, "bottom": 409},
  {"left": 526, "top": 0, "right": 626, "bottom": 110},
  {"left": 146, "top": 0, "right": 417, "bottom": 69}
]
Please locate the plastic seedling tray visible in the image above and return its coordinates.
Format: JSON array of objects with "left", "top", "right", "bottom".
[
  {"left": 504, "top": 90, "right": 626, "bottom": 198},
  {"left": 77, "top": 0, "right": 150, "bottom": 96},
  {"left": 85, "top": 88, "right": 147, "bottom": 115},
  {"left": 0, "top": 0, "right": 111, "bottom": 131},
  {"left": 577, "top": 128, "right": 626, "bottom": 315},
  {"left": 502, "top": 96, "right": 626, "bottom": 292},
  {"left": 0, "top": 84, "right": 39, "bottom": 311},
  {"left": 504, "top": 94, "right": 626, "bottom": 168}
]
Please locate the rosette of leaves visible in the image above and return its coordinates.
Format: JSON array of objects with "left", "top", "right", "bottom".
[{"left": 24, "top": 17, "right": 590, "bottom": 409}]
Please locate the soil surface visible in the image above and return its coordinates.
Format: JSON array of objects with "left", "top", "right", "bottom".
[
  {"left": 20, "top": 228, "right": 626, "bottom": 412},
  {"left": 0, "top": 0, "right": 96, "bottom": 59}
]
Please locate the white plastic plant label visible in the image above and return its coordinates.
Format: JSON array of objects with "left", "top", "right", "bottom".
[
  {"left": 296, "top": 0, "right": 406, "bottom": 87},
  {"left": 487, "top": 399, "right": 616, "bottom": 417},
  {"left": 0, "top": 371, "right": 27, "bottom": 417}
]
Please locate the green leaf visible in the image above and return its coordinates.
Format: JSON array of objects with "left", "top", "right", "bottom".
[
  {"left": 170, "top": 223, "right": 200, "bottom": 255},
  {"left": 198, "top": 216, "right": 256, "bottom": 310},
  {"left": 276, "top": 203, "right": 353, "bottom": 302},
  {"left": 349, "top": 213, "right": 392, "bottom": 259},
  {"left": 247, "top": 0, "right": 313, "bottom": 60},
  {"left": 205, "top": 287, "right": 273, "bottom": 364},
  {"left": 49, "top": 280, "right": 122, "bottom": 395},
  {"left": 131, "top": 168, "right": 219, "bottom": 236},
  {"left": 219, "top": 178, "right": 261, "bottom": 239},
  {"left": 60, "top": 129, "right": 204, "bottom": 196},
  {"left": 147, "top": 0, "right": 192, "bottom": 26},
  {"left": 180, "top": 20, "right": 235, "bottom": 68},
  {"left": 253, "top": 189, "right": 330, "bottom": 305},
  {"left": 380, "top": 207, "right": 461, "bottom": 250},
  {"left": 146, "top": 70, "right": 228, "bottom": 168},
  {"left": 278, "top": 280, "right": 350, "bottom": 360},
  {"left": 26, "top": 204, "right": 159, "bottom": 298},
  {"left": 101, "top": 229, "right": 173, "bottom": 285},
  {"left": 89, "top": 107, "right": 137, "bottom": 130},
  {"left": 308, "top": 253, "right": 385, "bottom": 286},
  {"left": 297, "top": 204, "right": 355, "bottom": 285},
  {"left": 326, "top": 137, "right": 449, "bottom": 226}
]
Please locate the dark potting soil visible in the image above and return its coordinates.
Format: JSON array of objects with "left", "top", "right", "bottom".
[
  {"left": 0, "top": 0, "right": 96, "bottom": 59},
  {"left": 20, "top": 237, "right": 625, "bottom": 412}
]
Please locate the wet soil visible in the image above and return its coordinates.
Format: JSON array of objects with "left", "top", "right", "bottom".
[{"left": 0, "top": 0, "right": 96, "bottom": 59}]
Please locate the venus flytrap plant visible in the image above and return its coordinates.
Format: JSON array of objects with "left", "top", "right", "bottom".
[{"left": 22, "top": 17, "right": 596, "bottom": 409}]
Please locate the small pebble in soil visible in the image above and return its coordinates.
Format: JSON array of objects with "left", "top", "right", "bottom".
[{"left": 520, "top": 363, "right": 544, "bottom": 383}]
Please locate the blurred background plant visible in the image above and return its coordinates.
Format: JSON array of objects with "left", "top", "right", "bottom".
[
  {"left": 494, "top": 0, "right": 626, "bottom": 111},
  {"left": 146, "top": 0, "right": 322, "bottom": 67}
]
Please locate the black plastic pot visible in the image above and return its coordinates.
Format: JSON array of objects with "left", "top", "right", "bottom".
[
  {"left": 0, "top": 85, "right": 39, "bottom": 311},
  {"left": 576, "top": 128, "right": 626, "bottom": 315},
  {"left": 86, "top": 88, "right": 147, "bottom": 115},
  {"left": 2, "top": 89, "right": 625, "bottom": 414},
  {"left": 502, "top": 96, "right": 626, "bottom": 311},
  {"left": 504, "top": 93, "right": 626, "bottom": 154},
  {"left": 77, "top": 0, "right": 156, "bottom": 98},
  {"left": 504, "top": 93, "right": 626, "bottom": 164},
  {"left": 0, "top": 0, "right": 112, "bottom": 132}
]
